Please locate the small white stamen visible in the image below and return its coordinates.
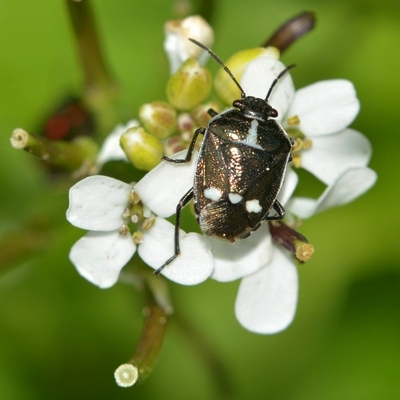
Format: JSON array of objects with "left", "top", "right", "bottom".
[
  {"left": 128, "top": 190, "right": 140, "bottom": 204},
  {"left": 142, "top": 205, "right": 152, "bottom": 219},
  {"left": 204, "top": 187, "right": 223, "bottom": 201},
  {"left": 142, "top": 217, "right": 156, "bottom": 231},
  {"left": 246, "top": 199, "right": 262, "bottom": 213},
  {"left": 287, "top": 114, "right": 300, "bottom": 126},
  {"left": 132, "top": 231, "right": 143, "bottom": 244},
  {"left": 229, "top": 193, "right": 243, "bottom": 204},
  {"left": 119, "top": 225, "right": 130, "bottom": 235}
]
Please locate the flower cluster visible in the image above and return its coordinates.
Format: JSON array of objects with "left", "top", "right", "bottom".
[{"left": 66, "top": 15, "right": 376, "bottom": 334}]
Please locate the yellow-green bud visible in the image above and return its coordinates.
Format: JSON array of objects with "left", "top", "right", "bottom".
[
  {"left": 166, "top": 58, "right": 211, "bottom": 111},
  {"left": 214, "top": 47, "right": 280, "bottom": 105},
  {"left": 192, "top": 102, "right": 219, "bottom": 127},
  {"left": 139, "top": 101, "right": 177, "bottom": 139},
  {"left": 120, "top": 127, "right": 163, "bottom": 171}
]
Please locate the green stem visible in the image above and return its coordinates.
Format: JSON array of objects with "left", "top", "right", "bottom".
[
  {"left": 10, "top": 128, "right": 97, "bottom": 171},
  {"left": 129, "top": 296, "right": 169, "bottom": 383},
  {"left": 66, "top": 0, "right": 121, "bottom": 137},
  {"left": 115, "top": 270, "right": 171, "bottom": 387}
]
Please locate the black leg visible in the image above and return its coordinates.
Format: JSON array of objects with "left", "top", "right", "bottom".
[
  {"left": 207, "top": 108, "right": 218, "bottom": 117},
  {"left": 154, "top": 188, "right": 194, "bottom": 275},
  {"left": 264, "top": 200, "right": 286, "bottom": 221},
  {"left": 162, "top": 127, "right": 205, "bottom": 164}
]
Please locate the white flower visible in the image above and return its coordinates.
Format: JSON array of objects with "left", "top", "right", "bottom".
[
  {"left": 67, "top": 155, "right": 374, "bottom": 334},
  {"left": 241, "top": 56, "right": 374, "bottom": 187},
  {"left": 67, "top": 54, "right": 377, "bottom": 335},
  {"left": 164, "top": 15, "right": 214, "bottom": 74},
  {"left": 227, "top": 56, "right": 376, "bottom": 332},
  {"left": 287, "top": 166, "right": 377, "bottom": 219},
  {"left": 66, "top": 164, "right": 214, "bottom": 289},
  {"left": 233, "top": 165, "right": 376, "bottom": 334},
  {"left": 134, "top": 150, "right": 299, "bottom": 333},
  {"left": 234, "top": 245, "right": 298, "bottom": 334},
  {"left": 133, "top": 57, "right": 376, "bottom": 334}
]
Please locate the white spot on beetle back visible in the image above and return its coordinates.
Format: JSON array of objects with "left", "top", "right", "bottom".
[
  {"left": 238, "top": 119, "right": 262, "bottom": 149},
  {"left": 248, "top": 120, "right": 258, "bottom": 144},
  {"left": 246, "top": 199, "right": 262, "bottom": 213},
  {"left": 204, "top": 187, "right": 223, "bottom": 201},
  {"left": 228, "top": 193, "right": 243, "bottom": 204}
]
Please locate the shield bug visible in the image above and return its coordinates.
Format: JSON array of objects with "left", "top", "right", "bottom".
[{"left": 155, "top": 38, "right": 294, "bottom": 275}]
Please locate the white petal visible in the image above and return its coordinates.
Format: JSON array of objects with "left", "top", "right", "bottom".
[
  {"left": 69, "top": 230, "right": 136, "bottom": 289},
  {"left": 241, "top": 56, "right": 295, "bottom": 117},
  {"left": 96, "top": 120, "right": 139, "bottom": 166},
  {"left": 66, "top": 176, "right": 132, "bottom": 231},
  {"left": 287, "top": 167, "right": 377, "bottom": 218},
  {"left": 138, "top": 217, "right": 214, "bottom": 285},
  {"left": 235, "top": 246, "right": 298, "bottom": 334},
  {"left": 211, "top": 223, "right": 273, "bottom": 282},
  {"left": 300, "top": 128, "right": 372, "bottom": 185},
  {"left": 164, "top": 32, "right": 183, "bottom": 75},
  {"left": 278, "top": 168, "right": 298, "bottom": 205},
  {"left": 164, "top": 16, "right": 214, "bottom": 74},
  {"left": 134, "top": 150, "right": 196, "bottom": 218},
  {"left": 287, "top": 80, "right": 360, "bottom": 136}
]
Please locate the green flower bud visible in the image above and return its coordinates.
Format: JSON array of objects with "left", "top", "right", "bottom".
[
  {"left": 139, "top": 101, "right": 177, "bottom": 139},
  {"left": 214, "top": 47, "right": 280, "bottom": 105},
  {"left": 120, "top": 127, "right": 163, "bottom": 171},
  {"left": 166, "top": 58, "right": 211, "bottom": 111},
  {"left": 192, "top": 102, "right": 219, "bottom": 127}
]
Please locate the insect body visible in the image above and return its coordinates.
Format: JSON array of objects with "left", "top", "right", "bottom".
[{"left": 155, "top": 39, "right": 293, "bottom": 275}]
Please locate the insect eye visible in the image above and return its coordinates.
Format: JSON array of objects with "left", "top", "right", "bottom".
[
  {"left": 233, "top": 100, "right": 242, "bottom": 109},
  {"left": 269, "top": 108, "right": 278, "bottom": 118}
]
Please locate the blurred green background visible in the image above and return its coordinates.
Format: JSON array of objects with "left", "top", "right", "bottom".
[{"left": 1, "top": 0, "right": 399, "bottom": 399}]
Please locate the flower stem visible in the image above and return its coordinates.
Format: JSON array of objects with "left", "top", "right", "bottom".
[
  {"left": 263, "top": 11, "right": 316, "bottom": 53},
  {"left": 131, "top": 300, "right": 168, "bottom": 383},
  {"left": 115, "top": 271, "right": 170, "bottom": 387},
  {"left": 10, "top": 128, "right": 97, "bottom": 172},
  {"left": 66, "top": 0, "right": 121, "bottom": 137}
]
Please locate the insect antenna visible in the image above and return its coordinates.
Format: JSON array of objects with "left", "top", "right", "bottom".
[
  {"left": 189, "top": 38, "right": 246, "bottom": 98},
  {"left": 265, "top": 64, "right": 296, "bottom": 101}
]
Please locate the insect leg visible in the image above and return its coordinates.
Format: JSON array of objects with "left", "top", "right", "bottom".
[
  {"left": 207, "top": 108, "right": 218, "bottom": 117},
  {"left": 154, "top": 188, "right": 194, "bottom": 275},
  {"left": 265, "top": 200, "right": 286, "bottom": 221},
  {"left": 162, "top": 127, "right": 205, "bottom": 164}
]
